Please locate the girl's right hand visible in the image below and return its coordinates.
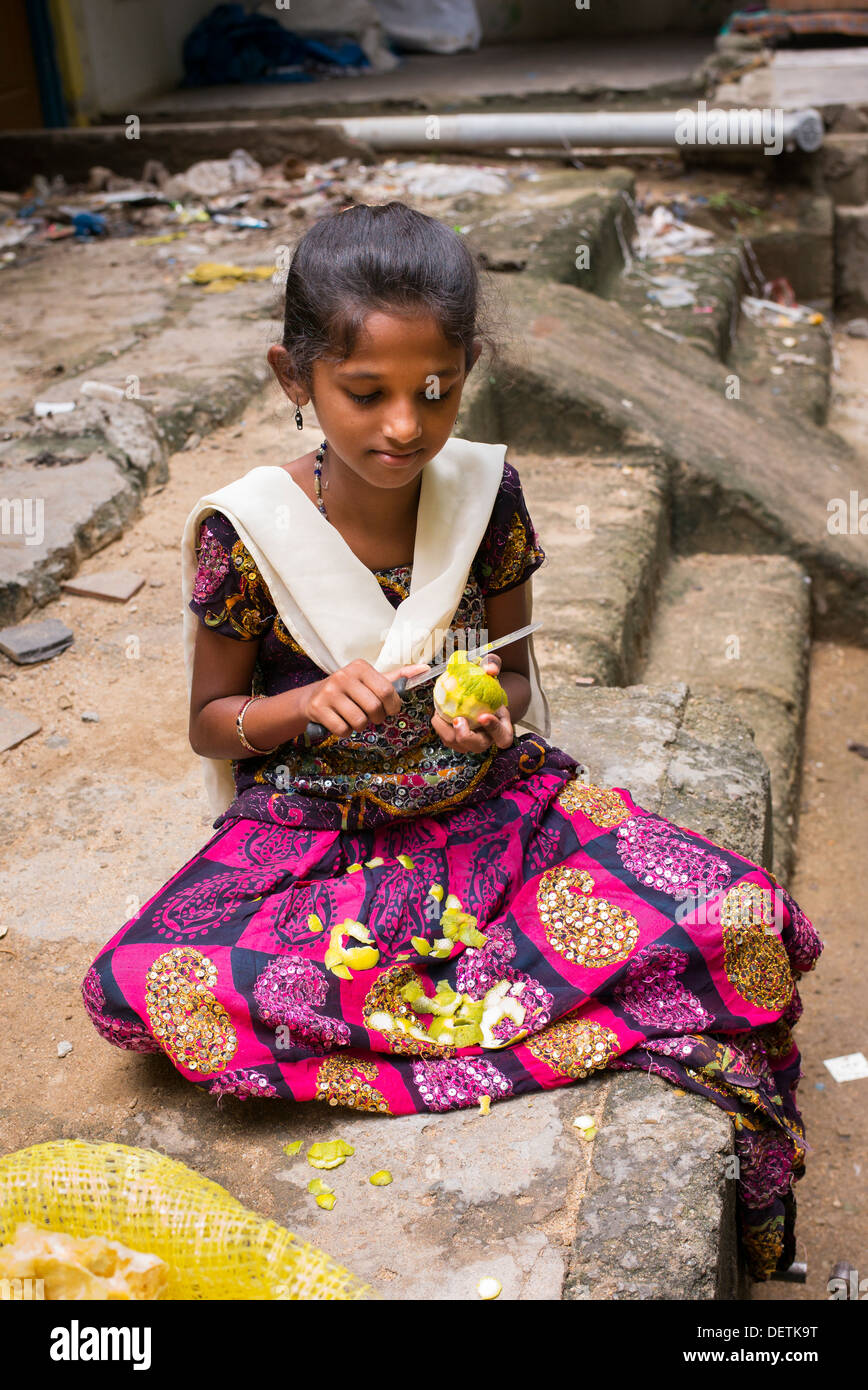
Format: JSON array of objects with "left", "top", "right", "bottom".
[{"left": 300, "top": 658, "right": 431, "bottom": 738}]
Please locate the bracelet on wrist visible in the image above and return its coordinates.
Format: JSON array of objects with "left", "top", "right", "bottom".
[{"left": 236, "top": 695, "right": 279, "bottom": 755}]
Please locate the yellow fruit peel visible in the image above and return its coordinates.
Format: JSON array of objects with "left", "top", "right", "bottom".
[{"left": 307, "top": 1140, "right": 355, "bottom": 1171}]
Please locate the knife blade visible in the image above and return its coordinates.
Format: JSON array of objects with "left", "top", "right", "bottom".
[
  {"left": 301, "top": 620, "right": 541, "bottom": 743},
  {"left": 400, "top": 620, "right": 542, "bottom": 690}
]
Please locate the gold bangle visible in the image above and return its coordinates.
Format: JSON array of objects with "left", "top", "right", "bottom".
[{"left": 236, "top": 695, "right": 278, "bottom": 755}]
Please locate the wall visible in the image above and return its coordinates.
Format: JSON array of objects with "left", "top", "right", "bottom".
[
  {"left": 66, "top": 0, "right": 214, "bottom": 116},
  {"left": 476, "top": 0, "right": 734, "bottom": 41},
  {"left": 61, "top": 0, "right": 733, "bottom": 119}
]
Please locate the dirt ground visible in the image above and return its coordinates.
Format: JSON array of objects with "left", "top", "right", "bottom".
[{"left": 752, "top": 642, "right": 868, "bottom": 1301}]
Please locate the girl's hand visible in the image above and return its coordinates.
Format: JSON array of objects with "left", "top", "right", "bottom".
[
  {"left": 430, "top": 654, "right": 515, "bottom": 753},
  {"left": 301, "top": 658, "right": 431, "bottom": 738}
]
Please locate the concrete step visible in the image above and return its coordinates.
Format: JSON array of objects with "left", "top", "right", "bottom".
[
  {"left": 821, "top": 132, "right": 868, "bottom": 209},
  {"left": 727, "top": 311, "right": 832, "bottom": 427},
  {"left": 460, "top": 166, "right": 636, "bottom": 295},
  {"left": 835, "top": 203, "right": 868, "bottom": 320},
  {"left": 516, "top": 451, "right": 670, "bottom": 690},
  {"left": 610, "top": 243, "right": 744, "bottom": 362},
  {"left": 637, "top": 553, "right": 811, "bottom": 882},
  {"left": 457, "top": 274, "right": 868, "bottom": 645}
]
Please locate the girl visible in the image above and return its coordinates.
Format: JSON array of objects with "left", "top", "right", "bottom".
[{"left": 83, "top": 202, "right": 821, "bottom": 1283}]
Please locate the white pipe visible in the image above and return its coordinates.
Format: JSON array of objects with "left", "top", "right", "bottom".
[{"left": 328, "top": 108, "right": 824, "bottom": 154}]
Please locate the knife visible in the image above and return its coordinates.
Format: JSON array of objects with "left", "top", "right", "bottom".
[{"left": 302, "top": 620, "right": 541, "bottom": 743}]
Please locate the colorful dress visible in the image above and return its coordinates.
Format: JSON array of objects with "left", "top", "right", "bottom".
[{"left": 82, "top": 459, "right": 822, "bottom": 1282}]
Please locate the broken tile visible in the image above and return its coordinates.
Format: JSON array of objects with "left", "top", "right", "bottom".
[
  {"left": 0, "top": 705, "right": 41, "bottom": 751},
  {"left": 60, "top": 570, "right": 145, "bottom": 603},
  {"left": 0, "top": 618, "right": 74, "bottom": 665}
]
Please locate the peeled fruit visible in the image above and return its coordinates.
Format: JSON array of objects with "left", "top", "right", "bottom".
[
  {"left": 433, "top": 652, "right": 507, "bottom": 730},
  {"left": 0, "top": 1222, "right": 167, "bottom": 1300}
]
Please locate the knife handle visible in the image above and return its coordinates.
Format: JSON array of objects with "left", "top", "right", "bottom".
[{"left": 303, "top": 675, "right": 408, "bottom": 745}]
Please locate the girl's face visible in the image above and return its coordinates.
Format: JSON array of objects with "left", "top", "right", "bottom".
[{"left": 272, "top": 309, "right": 481, "bottom": 492}]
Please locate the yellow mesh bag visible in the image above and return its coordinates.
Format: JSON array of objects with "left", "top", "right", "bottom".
[{"left": 0, "top": 1141, "right": 372, "bottom": 1300}]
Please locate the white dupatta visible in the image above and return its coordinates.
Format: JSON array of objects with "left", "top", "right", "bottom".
[{"left": 180, "top": 436, "right": 551, "bottom": 820}]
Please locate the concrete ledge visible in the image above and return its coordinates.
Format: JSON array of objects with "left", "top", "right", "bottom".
[
  {"left": 565, "top": 1071, "right": 744, "bottom": 1301},
  {"left": 521, "top": 451, "right": 670, "bottom": 688},
  {"left": 639, "top": 553, "right": 811, "bottom": 879},
  {"left": 0, "top": 399, "right": 167, "bottom": 627}
]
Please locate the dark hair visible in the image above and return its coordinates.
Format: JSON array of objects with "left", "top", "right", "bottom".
[{"left": 281, "top": 201, "right": 493, "bottom": 389}]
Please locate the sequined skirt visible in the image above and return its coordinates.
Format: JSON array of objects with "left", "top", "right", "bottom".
[{"left": 83, "top": 760, "right": 822, "bottom": 1280}]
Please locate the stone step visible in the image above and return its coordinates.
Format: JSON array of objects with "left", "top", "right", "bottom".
[
  {"left": 0, "top": 399, "right": 168, "bottom": 628},
  {"left": 458, "top": 166, "right": 636, "bottom": 295},
  {"left": 457, "top": 275, "right": 868, "bottom": 645},
  {"left": 609, "top": 243, "right": 744, "bottom": 362},
  {"left": 835, "top": 203, "right": 868, "bottom": 320},
  {"left": 727, "top": 311, "right": 832, "bottom": 427},
  {"left": 637, "top": 553, "right": 811, "bottom": 882},
  {"left": 516, "top": 451, "right": 670, "bottom": 690},
  {"left": 821, "top": 132, "right": 868, "bottom": 208}
]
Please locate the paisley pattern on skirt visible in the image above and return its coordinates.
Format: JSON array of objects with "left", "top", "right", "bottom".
[{"left": 83, "top": 765, "right": 822, "bottom": 1282}]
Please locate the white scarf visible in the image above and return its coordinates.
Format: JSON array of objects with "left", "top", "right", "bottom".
[{"left": 180, "top": 436, "right": 551, "bottom": 820}]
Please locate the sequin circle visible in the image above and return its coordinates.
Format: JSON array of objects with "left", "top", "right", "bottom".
[
  {"left": 721, "top": 882, "right": 794, "bottom": 1013},
  {"left": 525, "top": 1016, "right": 619, "bottom": 1079},
  {"left": 536, "top": 865, "right": 639, "bottom": 967},
  {"left": 144, "top": 946, "right": 237, "bottom": 1074},
  {"left": 556, "top": 780, "right": 631, "bottom": 827}
]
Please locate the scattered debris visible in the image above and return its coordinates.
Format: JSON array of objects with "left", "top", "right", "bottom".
[
  {"left": 846, "top": 740, "right": 868, "bottom": 759},
  {"left": 646, "top": 276, "right": 696, "bottom": 309},
  {"left": 184, "top": 261, "right": 275, "bottom": 291},
  {"left": 846, "top": 318, "right": 868, "bottom": 339},
  {"left": 57, "top": 1041, "right": 73, "bottom": 1058},
  {"left": 80, "top": 711, "right": 100, "bottom": 723},
  {"left": 369, "top": 1170, "right": 393, "bottom": 1186},
  {"left": 740, "top": 296, "right": 824, "bottom": 329},
  {"left": 307, "top": 1178, "right": 336, "bottom": 1210},
  {"left": 767, "top": 276, "right": 798, "bottom": 308},
  {"left": 307, "top": 1139, "right": 355, "bottom": 1170},
  {"left": 633, "top": 204, "right": 715, "bottom": 260},
  {"left": 34, "top": 400, "right": 75, "bottom": 417},
  {"left": 80, "top": 380, "right": 126, "bottom": 403},
  {"left": 393, "top": 163, "right": 509, "bottom": 200},
  {"left": 477, "top": 1095, "right": 491, "bottom": 1116},
  {"left": 824, "top": 1053, "right": 868, "bottom": 1083},
  {"left": 476, "top": 1276, "right": 502, "bottom": 1300},
  {"left": 163, "top": 149, "right": 263, "bottom": 203},
  {"left": 282, "top": 1140, "right": 303, "bottom": 1157}
]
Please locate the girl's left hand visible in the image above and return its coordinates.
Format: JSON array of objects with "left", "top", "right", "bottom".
[{"left": 430, "top": 654, "right": 515, "bottom": 753}]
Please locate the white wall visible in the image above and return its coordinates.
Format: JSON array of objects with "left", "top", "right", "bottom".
[{"left": 69, "top": 0, "right": 215, "bottom": 115}]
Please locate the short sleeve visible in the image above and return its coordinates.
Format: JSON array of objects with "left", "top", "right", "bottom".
[
  {"left": 474, "top": 460, "right": 546, "bottom": 597},
  {"left": 188, "top": 512, "right": 274, "bottom": 640}
]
